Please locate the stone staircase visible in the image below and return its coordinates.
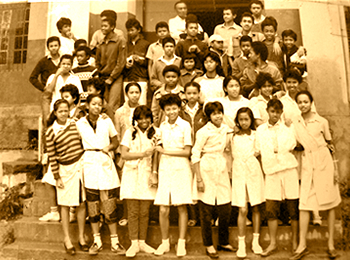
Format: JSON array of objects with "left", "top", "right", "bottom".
[{"left": 1, "top": 180, "right": 347, "bottom": 260}]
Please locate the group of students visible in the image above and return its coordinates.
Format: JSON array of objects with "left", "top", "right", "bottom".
[{"left": 28, "top": 0, "right": 341, "bottom": 259}]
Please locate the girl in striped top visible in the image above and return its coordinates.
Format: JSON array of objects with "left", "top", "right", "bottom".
[{"left": 46, "top": 99, "right": 88, "bottom": 255}]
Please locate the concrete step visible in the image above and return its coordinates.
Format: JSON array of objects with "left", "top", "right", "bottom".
[
  {"left": 13, "top": 217, "right": 341, "bottom": 248},
  {"left": 3, "top": 240, "right": 350, "bottom": 260}
]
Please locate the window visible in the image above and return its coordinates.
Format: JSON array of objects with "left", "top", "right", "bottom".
[{"left": 0, "top": 3, "right": 30, "bottom": 68}]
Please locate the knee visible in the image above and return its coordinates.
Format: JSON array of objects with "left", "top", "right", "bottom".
[
  {"left": 87, "top": 201, "right": 101, "bottom": 223},
  {"left": 239, "top": 207, "right": 248, "bottom": 216},
  {"left": 102, "top": 198, "right": 117, "bottom": 224},
  {"left": 287, "top": 199, "right": 299, "bottom": 221},
  {"left": 159, "top": 206, "right": 170, "bottom": 217}
]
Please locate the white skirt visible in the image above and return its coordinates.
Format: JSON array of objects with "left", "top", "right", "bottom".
[
  {"left": 56, "top": 158, "right": 85, "bottom": 206},
  {"left": 41, "top": 164, "right": 56, "bottom": 186}
]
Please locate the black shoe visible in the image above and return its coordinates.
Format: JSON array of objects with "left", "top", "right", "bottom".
[
  {"left": 217, "top": 244, "right": 237, "bottom": 252},
  {"left": 206, "top": 249, "right": 219, "bottom": 259},
  {"left": 261, "top": 246, "right": 278, "bottom": 257},
  {"left": 64, "top": 242, "right": 76, "bottom": 255},
  {"left": 289, "top": 247, "right": 309, "bottom": 260},
  {"left": 79, "top": 242, "right": 89, "bottom": 252},
  {"left": 326, "top": 249, "right": 338, "bottom": 259}
]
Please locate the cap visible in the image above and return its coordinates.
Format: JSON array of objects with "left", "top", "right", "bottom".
[{"left": 208, "top": 34, "right": 225, "bottom": 44}]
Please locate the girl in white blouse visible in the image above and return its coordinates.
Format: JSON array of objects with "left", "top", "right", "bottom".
[{"left": 191, "top": 101, "right": 234, "bottom": 258}]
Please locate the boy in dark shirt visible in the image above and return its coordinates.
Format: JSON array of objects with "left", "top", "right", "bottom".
[{"left": 175, "top": 15, "right": 208, "bottom": 71}]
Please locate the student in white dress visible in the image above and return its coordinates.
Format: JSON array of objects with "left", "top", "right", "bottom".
[
  {"left": 120, "top": 105, "right": 158, "bottom": 257},
  {"left": 153, "top": 94, "right": 193, "bottom": 257},
  {"left": 114, "top": 82, "right": 141, "bottom": 227},
  {"left": 76, "top": 94, "right": 125, "bottom": 256},
  {"left": 192, "top": 101, "right": 235, "bottom": 259},
  {"left": 231, "top": 107, "right": 264, "bottom": 258}
]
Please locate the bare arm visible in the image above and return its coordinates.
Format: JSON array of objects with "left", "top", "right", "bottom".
[{"left": 155, "top": 145, "right": 191, "bottom": 158}]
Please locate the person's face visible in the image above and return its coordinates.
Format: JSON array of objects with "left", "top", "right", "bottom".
[
  {"left": 185, "top": 86, "right": 199, "bottom": 104},
  {"left": 225, "top": 79, "right": 241, "bottom": 98},
  {"left": 237, "top": 112, "right": 252, "bottom": 130},
  {"left": 164, "top": 71, "right": 179, "bottom": 88},
  {"left": 164, "top": 104, "right": 180, "bottom": 122},
  {"left": 187, "top": 23, "right": 198, "bottom": 37},
  {"left": 262, "top": 25, "right": 275, "bottom": 41},
  {"left": 250, "top": 3, "right": 263, "bottom": 17},
  {"left": 210, "top": 110, "right": 223, "bottom": 127},
  {"left": 223, "top": 9, "right": 235, "bottom": 23},
  {"left": 240, "top": 41, "right": 251, "bottom": 56},
  {"left": 175, "top": 3, "right": 187, "bottom": 19},
  {"left": 183, "top": 59, "right": 195, "bottom": 71},
  {"left": 297, "top": 94, "right": 312, "bottom": 114},
  {"left": 61, "top": 92, "right": 76, "bottom": 106},
  {"left": 76, "top": 50, "right": 89, "bottom": 65},
  {"left": 204, "top": 56, "right": 217, "bottom": 73},
  {"left": 54, "top": 103, "right": 69, "bottom": 123},
  {"left": 127, "top": 26, "right": 140, "bottom": 40},
  {"left": 260, "top": 81, "right": 274, "bottom": 98},
  {"left": 248, "top": 49, "right": 259, "bottom": 64},
  {"left": 285, "top": 78, "right": 299, "bottom": 96},
  {"left": 136, "top": 116, "right": 152, "bottom": 131},
  {"left": 240, "top": 17, "right": 253, "bottom": 31},
  {"left": 60, "top": 58, "right": 72, "bottom": 73},
  {"left": 126, "top": 86, "right": 141, "bottom": 104},
  {"left": 283, "top": 36, "right": 295, "bottom": 50},
  {"left": 212, "top": 40, "right": 224, "bottom": 51},
  {"left": 163, "top": 42, "right": 175, "bottom": 57},
  {"left": 60, "top": 24, "right": 71, "bottom": 37},
  {"left": 157, "top": 27, "right": 169, "bottom": 40},
  {"left": 267, "top": 106, "right": 282, "bottom": 125},
  {"left": 87, "top": 85, "right": 100, "bottom": 95},
  {"left": 101, "top": 20, "right": 114, "bottom": 35},
  {"left": 88, "top": 97, "right": 103, "bottom": 116},
  {"left": 48, "top": 41, "right": 60, "bottom": 56}
]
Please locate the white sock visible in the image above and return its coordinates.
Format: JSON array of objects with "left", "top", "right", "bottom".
[
  {"left": 50, "top": 206, "right": 58, "bottom": 213},
  {"left": 253, "top": 233, "right": 260, "bottom": 243},
  {"left": 178, "top": 238, "right": 186, "bottom": 245},
  {"left": 162, "top": 238, "right": 170, "bottom": 246},
  {"left": 93, "top": 233, "right": 102, "bottom": 247},
  {"left": 110, "top": 234, "right": 119, "bottom": 245},
  {"left": 238, "top": 236, "right": 245, "bottom": 247},
  {"left": 131, "top": 240, "right": 138, "bottom": 246}
]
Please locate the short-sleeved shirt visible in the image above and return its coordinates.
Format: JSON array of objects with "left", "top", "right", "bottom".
[
  {"left": 250, "top": 95, "right": 270, "bottom": 123},
  {"left": 194, "top": 74, "right": 225, "bottom": 103},
  {"left": 145, "top": 40, "right": 164, "bottom": 62},
  {"left": 213, "top": 23, "right": 242, "bottom": 51},
  {"left": 159, "top": 116, "right": 192, "bottom": 150},
  {"left": 59, "top": 36, "right": 75, "bottom": 56}
]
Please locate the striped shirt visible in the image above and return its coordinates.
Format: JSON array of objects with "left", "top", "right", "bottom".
[{"left": 46, "top": 120, "right": 84, "bottom": 180}]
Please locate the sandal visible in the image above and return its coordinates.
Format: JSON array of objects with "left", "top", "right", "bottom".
[
  {"left": 118, "top": 218, "right": 128, "bottom": 226},
  {"left": 188, "top": 219, "right": 197, "bottom": 227}
]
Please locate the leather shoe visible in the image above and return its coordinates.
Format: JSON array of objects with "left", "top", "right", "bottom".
[
  {"left": 326, "top": 249, "right": 338, "bottom": 259},
  {"left": 261, "top": 246, "right": 278, "bottom": 257},
  {"left": 79, "top": 242, "right": 89, "bottom": 252},
  {"left": 289, "top": 247, "right": 309, "bottom": 260},
  {"left": 64, "top": 243, "right": 76, "bottom": 255},
  {"left": 206, "top": 249, "right": 219, "bottom": 259},
  {"left": 217, "top": 244, "right": 237, "bottom": 252}
]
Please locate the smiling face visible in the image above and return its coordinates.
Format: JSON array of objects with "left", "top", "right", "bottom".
[
  {"left": 262, "top": 25, "right": 276, "bottom": 41},
  {"left": 225, "top": 79, "right": 240, "bottom": 99},
  {"left": 285, "top": 77, "right": 299, "bottom": 97},
  {"left": 60, "top": 58, "right": 72, "bottom": 74},
  {"left": 296, "top": 94, "right": 312, "bottom": 114},
  {"left": 260, "top": 81, "right": 274, "bottom": 99},
  {"left": 101, "top": 20, "right": 114, "bottom": 35},
  {"left": 237, "top": 112, "right": 252, "bottom": 130},
  {"left": 54, "top": 103, "right": 69, "bottom": 124},
  {"left": 60, "top": 24, "right": 71, "bottom": 37},
  {"left": 183, "top": 58, "right": 195, "bottom": 71},
  {"left": 283, "top": 36, "right": 295, "bottom": 50},
  {"left": 136, "top": 115, "right": 152, "bottom": 131},
  {"left": 163, "top": 104, "right": 180, "bottom": 123},
  {"left": 210, "top": 110, "right": 223, "bottom": 127},
  {"left": 267, "top": 106, "right": 282, "bottom": 125},
  {"left": 126, "top": 86, "right": 141, "bottom": 105},
  {"left": 88, "top": 96, "right": 103, "bottom": 116}
]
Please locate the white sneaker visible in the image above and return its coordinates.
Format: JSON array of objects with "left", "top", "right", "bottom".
[
  {"left": 126, "top": 243, "right": 139, "bottom": 258},
  {"left": 252, "top": 242, "right": 263, "bottom": 254},
  {"left": 237, "top": 245, "right": 247, "bottom": 258},
  {"left": 154, "top": 243, "right": 170, "bottom": 256},
  {"left": 139, "top": 242, "right": 155, "bottom": 254},
  {"left": 69, "top": 212, "right": 77, "bottom": 223},
  {"left": 39, "top": 211, "right": 60, "bottom": 222},
  {"left": 176, "top": 241, "right": 187, "bottom": 257}
]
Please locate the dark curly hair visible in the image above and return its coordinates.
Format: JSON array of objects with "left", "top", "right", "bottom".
[{"left": 131, "top": 105, "right": 155, "bottom": 141}]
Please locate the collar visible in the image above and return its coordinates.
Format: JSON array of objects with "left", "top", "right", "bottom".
[
  {"left": 219, "top": 22, "right": 240, "bottom": 30},
  {"left": 53, "top": 119, "right": 70, "bottom": 135},
  {"left": 159, "top": 84, "right": 183, "bottom": 95},
  {"left": 159, "top": 55, "right": 180, "bottom": 64},
  {"left": 155, "top": 40, "right": 162, "bottom": 46},
  {"left": 207, "top": 121, "right": 227, "bottom": 132},
  {"left": 130, "top": 34, "right": 142, "bottom": 45},
  {"left": 209, "top": 47, "right": 226, "bottom": 57},
  {"left": 185, "top": 35, "right": 199, "bottom": 42},
  {"left": 204, "top": 74, "right": 220, "bottom": 80},
  {"left": 298, "top": 112, "right": 321, "bottom": 124},
  {"left": 254, "top": 14, "right": 265, "bottom": 24},
  {"left": 267, "top": 120, "right": 282, "bottom": 129},
  {"left": 47, "top": 53, "right": 60, "bottom": 60},
  {"left": 102, "top": 32, "right": 118, "bottom": 44},
  {"left": 180, "top": 68, "right": 202, "bottom": 76},
  {"left": 174, "top": 15, "right": 185, "bottom": 22},
  {"left": 166, "top": 115, "right": 183, "bottom": 127},
  {"left": 185, "top": 102, "right": 199, "bottom": 112},
  {"left": 77, "top": 62, "right": 90, "bottom": 68}
]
